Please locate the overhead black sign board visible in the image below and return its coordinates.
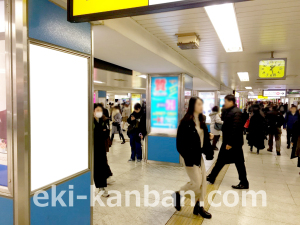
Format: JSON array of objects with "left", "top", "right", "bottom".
[{"left": 68, "top": 0, "right": 250, "bottom": 23}]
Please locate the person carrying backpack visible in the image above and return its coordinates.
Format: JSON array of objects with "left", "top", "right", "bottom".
[{"left": 127, "top": 103, "right": 147, "bottom": 162}]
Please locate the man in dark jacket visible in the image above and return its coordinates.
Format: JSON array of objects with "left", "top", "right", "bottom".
[
  {"left": 266, "top": 106, "right": 285, "bottom": 155},
  {"left": 207, "top": 95, "right": 249, "bottom": 189},
  {"left": 284, "top": 105, "right": 298, "bottom": 149},
  {"left": 127, "top": 103, "right": 147, "bottom": 162}
]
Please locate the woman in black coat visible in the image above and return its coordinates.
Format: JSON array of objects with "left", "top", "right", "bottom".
[
  {"left": 173, "top": 97, "right": 214, "bottom": 219},
  {"left": 291, "top": 116, "right": 300, "bottom": 173},
  {"left": 94, "top": 104, "right": 113, "bottom": 197},
  {"left": 247, "top": 104, "right": 266, "bottom": 154}
]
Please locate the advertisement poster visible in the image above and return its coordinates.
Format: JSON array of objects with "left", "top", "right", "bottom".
[
  {"left": 131, "top": 94, "right": 141, "bottom": 112},
  {"left": 151, "top": 76, "right": 179, "bottom": 135},
  {"left": 198, "top": 92, "right": 215, "bottom": 124},
  {"left": 263, "top": 90, "right": 286, "bottom": 97}
]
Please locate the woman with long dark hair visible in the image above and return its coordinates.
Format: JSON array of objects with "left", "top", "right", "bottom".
[
  {"left": 94, "top": 103, "right": 113, "bottom": 197},
  {"left": 173, "top": 97, "right": 214, "bottom": 219}
]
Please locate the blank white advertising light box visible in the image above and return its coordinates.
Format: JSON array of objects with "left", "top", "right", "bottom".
[{"left": 29, "top": 44, "right": 89, "bottom": 191}]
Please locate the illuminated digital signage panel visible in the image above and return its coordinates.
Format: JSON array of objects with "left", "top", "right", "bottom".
[{"left": 150, "top": 76, "right": 179, "bottom": 135}]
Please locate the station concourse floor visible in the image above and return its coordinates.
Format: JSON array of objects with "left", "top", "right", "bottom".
[{"left": 93, "top": 131, "right": 300, "bottom": 225}]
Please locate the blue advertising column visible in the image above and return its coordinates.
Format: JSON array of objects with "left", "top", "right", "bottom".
[
  {"left": 146, "top": 74, "right": 186, "bottom": 164},
  {"left": 28, "top": 0, "right": 92, "bottom": 224}
]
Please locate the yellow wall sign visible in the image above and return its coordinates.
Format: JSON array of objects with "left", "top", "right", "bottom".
[
  {"left": 258, "top": 59, "right": 287, "bottom": 80},
  {"left": 258, "top": 95, "right": 268, "bottom": 99},
  {"left": 73, "top": 0, "right": 148, "bottom": 16},
  {"left": 68, "top": 0, "right": 250, "bottom": 23}
]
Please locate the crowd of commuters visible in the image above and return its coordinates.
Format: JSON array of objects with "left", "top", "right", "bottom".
[
  {"left": 93, "top": 95, "right": 300, "bottom": 218},
  {"left": 243, "top": 101, "right": 300, "bottom": 167}
]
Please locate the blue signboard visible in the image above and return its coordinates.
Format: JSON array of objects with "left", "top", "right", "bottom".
[{"left": 151, "top": 76, "right": 179, "bottom": 135}]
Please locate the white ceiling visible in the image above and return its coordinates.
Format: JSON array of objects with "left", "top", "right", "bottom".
[
  {"left": 93, "top": 25, "right": 184, "bottom": 74},
  {"left": 193, "top": 77, "right": 218, "bottom": 91},
  {"left": 131, "top": 0, "right": 300, "bottom": 92},
  {"left": 52, "top": 0, "right": 300, "bottom": 94},
  {"left": 51, "top": 0, "right": 223, "bottom": 91}
]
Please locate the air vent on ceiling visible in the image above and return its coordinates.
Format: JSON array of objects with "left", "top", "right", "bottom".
[
  {"left": 176, "top": 33, "right": 200, "bottom": 50},
  {"left": 255, "top": 82, "right": 263, "bottom": 83},
  {"left": 114, "top": 79, "right": 126, "bottom": 82}
]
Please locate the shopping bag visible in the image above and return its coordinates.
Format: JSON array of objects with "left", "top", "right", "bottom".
[{"left": 244, "top": 119, "right": 250, "bottom": 128}]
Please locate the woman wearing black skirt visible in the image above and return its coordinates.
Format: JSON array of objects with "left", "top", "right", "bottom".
[{"left": 94, "top": 103, "right": 113, "bottom": 197}]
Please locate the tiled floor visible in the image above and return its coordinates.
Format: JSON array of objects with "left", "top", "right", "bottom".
[
  {"left": 93, "top": 131, "right": 300, "bottom": 225},
  {"left": 203, "top": 131, "right": 300, "bottom": 225}
]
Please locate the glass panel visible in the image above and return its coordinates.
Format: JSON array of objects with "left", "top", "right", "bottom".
[
  {"left": 29, "top": 44, "right": 89, "bottom": 191},
  {"left": 0, "top": 0, "right": 8, "bottom": 187},
  {"left": 131, "top": 94, "right": 141, "bottom": 112},
  {"left": 198, "top": 92, "right": 215, "bottom": 124}
]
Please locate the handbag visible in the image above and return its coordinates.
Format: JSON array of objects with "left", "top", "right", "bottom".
[
  {"left": 214, "top": 123, "right": 223, "bottom": 131},
  {"left": 244, "top": 119, "right": 250, "bottom": 128},
  {"left": 105, "top": 137, "right": 112, "bottom": 152}
]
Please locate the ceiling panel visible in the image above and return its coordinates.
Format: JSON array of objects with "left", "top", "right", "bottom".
[{"left": 131, "top": 0, "right": 300, "bottom": 91}]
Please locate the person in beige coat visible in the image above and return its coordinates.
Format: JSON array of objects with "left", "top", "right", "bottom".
[
  {"left": 173, "top": 97, "right": 214, "bottom": 219},
  {"left": 209, "top": 106, "right": 223, "bottom": 150},
  {"left": 122, "top": 103, "right": 130, "bottom": 131}
]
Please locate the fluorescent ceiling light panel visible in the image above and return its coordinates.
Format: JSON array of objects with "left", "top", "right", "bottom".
[
  {"left": 245, "top": 87, "right": 252, "bottom": 89},
  {"left": 138, "top": 75, "right": 147, "bottom": 79},
  {"left": 237, "top": 72, "right": 249, "bottom": 82},
  {"left": 205, "top": 3, "right": 243, "bottom": 52},
  {"left": 94, "top": 80, "right": 104, "bottom": 84}
]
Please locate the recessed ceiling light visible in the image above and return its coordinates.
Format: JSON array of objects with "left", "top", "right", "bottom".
[
  {"left": 245, "top": 87, "right": 252, "bottom": 89},
  {"left": 94, "top": 81, "right": 104, "bottom": 84},
  {"left": 205, "top": 3, "right": 243, "bottom": 52},
  {"left": 237, "top": 72, "right": 249, "bottom": 82}
]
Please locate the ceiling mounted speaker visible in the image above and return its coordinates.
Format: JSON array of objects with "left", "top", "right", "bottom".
[{"left": 176, "top": 33, "right": 200, "bottom": 50}]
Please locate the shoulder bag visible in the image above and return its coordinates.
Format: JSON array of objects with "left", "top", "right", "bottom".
[{"left": 214, "top": 122, "right": 223, "bottom": 131}]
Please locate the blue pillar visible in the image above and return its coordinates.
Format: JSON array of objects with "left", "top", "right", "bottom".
[{"left": 28, "top": 0, "right": 92, "bottom": 224}]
